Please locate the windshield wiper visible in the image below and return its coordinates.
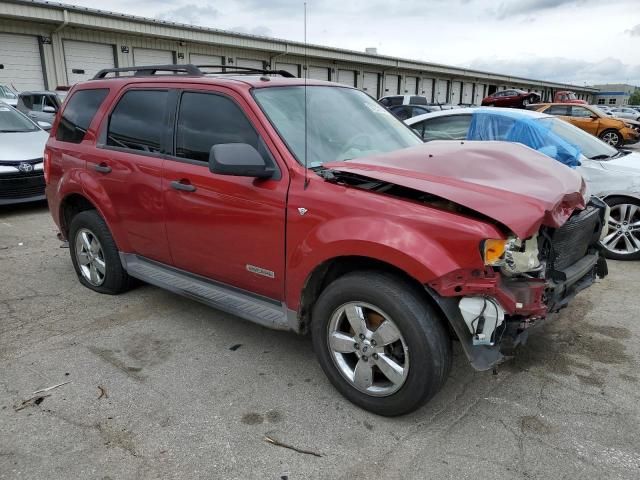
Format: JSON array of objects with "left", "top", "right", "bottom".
[{"left": 0, "top": 129, "right": 29, "bottom": 133}]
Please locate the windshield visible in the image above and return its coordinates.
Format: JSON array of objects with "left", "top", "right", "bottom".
[
  {"left": 0, "top": 105, "right": 38, "bottom": 132},
  {"left": 254, "top": 86, "right": 422, "bottom": 167},
  {"left": 0, "top": 86, "right": 17, "bottom": 99},
  {"left": 537, "top": 117, "right": 617, "bottom": 160}
]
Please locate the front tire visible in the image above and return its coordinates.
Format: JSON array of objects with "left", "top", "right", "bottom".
[
  {"left": 599, "top": 129, "right": 623, "bottom": 148},
  {"left": 69, "top": 210, "right": 131, "bottom": 294},
  {"left": 311, "top": 271, "right": 452, "bottom": 416},
  {"left": 600, "top": 196, "right": 640, "bottom": 261}
]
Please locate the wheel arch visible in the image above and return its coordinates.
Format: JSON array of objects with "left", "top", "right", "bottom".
[
  {"left": 599, "top": 191, "right": 640, "bottom": 204},
  {"left": 59, "top": 193, "right": 99, "bottom": 238}
]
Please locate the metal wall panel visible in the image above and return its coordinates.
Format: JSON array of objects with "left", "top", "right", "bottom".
[
  {"left": 461, "top": 82, "right": 473, "bottom": 104},
  {"left": 308, "top": 66, "right": 329, "bottom": 80},
  {"left": 236, "top": 58, "right": 264, "bottom": 70},
  {"left": 133, "top": 47, "right": 174, "bottom": 66},
  {"left": 362, "top": 72, "right": 378, "bottom": 97},
  {"left": 190, "top": 53, "right": 223, "bottom": 66},
  {"left": 0, "top": 32, "right": 44, "bottom": 90},
  {"left": 420, "top": 78, "right": 434, "bottom": 102},
  {"left": 450, "top": 81, "right": 462, "bottom": 104},
  {"left": 383, "top": 74, "right": 399, "bottom": 95},
  {"left": 435, "top": 79, "right": 448, "bottom": 103},
  {"left": 63, "top": 40, "right": 115, "bottom": 84},
  {"left": 275, "top": 62, "right": 299, "bottom": 77},
  {"left": 474, "top": 83, "right": 485, "bottom": 104}
]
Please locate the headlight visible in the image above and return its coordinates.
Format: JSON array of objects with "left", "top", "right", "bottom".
[
  {"left": 624, "top": 123, "right": 633, "bottom": 128},
  {"left": 482, "top": 239, "right": 507, "bottom": 265}
]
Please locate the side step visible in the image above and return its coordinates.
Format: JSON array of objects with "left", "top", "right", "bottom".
[{"left": 121, "top": 254, "right": 291, "bottom": 331}]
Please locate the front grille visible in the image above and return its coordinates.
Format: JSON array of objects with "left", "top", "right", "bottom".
[
  {"left": 0, "top": 172, "right": 45, "bottom": 199},
  {"left": 549, "top": 205, "right": 602, "bottom": 271}
]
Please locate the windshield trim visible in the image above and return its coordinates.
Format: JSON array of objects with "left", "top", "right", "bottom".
[{"left": 251, "top": 85, "right": 422, "bottom": 168}]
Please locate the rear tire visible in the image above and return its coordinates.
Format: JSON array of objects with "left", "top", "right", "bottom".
[
  {"left": 599, "top": 129, "right": 623, "bottom": 148},
  {"left": 600, "top": 196, "right": 640, "bottom": 261},
  {"left": 69, "top": 210, "right": 131, "bottom": 294},
  {"left": 311, "top": 271, "right": 452, "bottom": 416}
]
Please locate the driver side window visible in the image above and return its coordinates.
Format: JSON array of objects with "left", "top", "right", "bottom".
[{"left": 422, "top": 115, "right": 472, "bottom": 142}]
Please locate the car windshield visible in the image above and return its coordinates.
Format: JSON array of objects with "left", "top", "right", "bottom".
[
  {"left": 0, "top": 86, "right": 17, "bottom": 99},
  {"left": 537, "top": 117, "right": 618, "bottom": 160},
  {"left": 254, "top": 86, "right": 422, "bottom": 167},
  {"left": 0, "top": 105, "right": 38, "bottom": 132}
]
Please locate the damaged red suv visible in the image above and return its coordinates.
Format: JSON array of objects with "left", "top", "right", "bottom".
[{"left": 44, "top": 65, "right": 607, "bottom": 416}]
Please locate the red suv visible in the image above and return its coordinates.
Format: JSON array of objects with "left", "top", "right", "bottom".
[{"left": 45, "top": 65, "right": 607, "bottom": 416}]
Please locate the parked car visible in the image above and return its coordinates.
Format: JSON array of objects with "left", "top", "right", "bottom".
[
  {"left": 553, "top": 90, "right": 587, "bottom": 104},
  {"left": 388, "top": 104, "right": 446, "bottom": 120},
  {"left": 0, "top": 101, "right": 49, "bottom": 205},
  {"left": 379, "top": 95, "right": 459, "bottom": 120},
  {"left": 16, "top": 91, "right": 64, "bottom": 129},
  {"left": 0, "top": 84, "right": 18, "bottom": 107},
  {"left": 532, "top": 103, "right": 639, "bottom": 147},
  {"left": 609, "top": 107, "right": 640, "bottom": 122},
  {"left": 45, "top": 65, "right": 607, "bottom": 416},
  {"left": 591, "top": 105, "right": 614, "bottom": 116},
  {"left": 406, "top": 107, "right": 640, "bottom": 260},
  {"left": 481, "top": 89, "right": 540, "bottom": 108}
]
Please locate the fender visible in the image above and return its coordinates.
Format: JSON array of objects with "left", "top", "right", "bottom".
[
  {"left": 598, "top": 191, "right": 640, "bottom": 203},
  {"left": 285, "top": 215, "right": 498, "bottom": 310}
]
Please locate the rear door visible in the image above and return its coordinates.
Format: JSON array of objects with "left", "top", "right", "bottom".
[
  {"left": 88, "top": 88, "right": 173, "bottom": 264},
  {"left": 161, "top": 88, "right": 288, "bottom": 300}
]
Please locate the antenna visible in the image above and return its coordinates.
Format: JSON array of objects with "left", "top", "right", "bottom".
[{"left": 303, "top": 2, "right": 309, "bottom": 190}]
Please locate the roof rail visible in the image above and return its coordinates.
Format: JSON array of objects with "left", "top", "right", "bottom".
[
  {"left": 92, "top": 64, "right": 297, "bottom": 80},
  {"left": 93, "top": 64, "right": 202, "bottom": 79},
  {"left": 195, "top": 65, "right": 296, "bottom": 78}
]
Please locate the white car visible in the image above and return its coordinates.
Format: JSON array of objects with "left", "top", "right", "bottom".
[
  {"left": 0, "top": 84, "right": 18, "bottom": 107},
  {"left": 0, "top": 101, "right": 50, "bottom": 205},
  {"left": 406, "top": 107, "right": 640, "bottom": 260},
  {"left": 610, "top": 107, "right": 640, "bottom": 122}
]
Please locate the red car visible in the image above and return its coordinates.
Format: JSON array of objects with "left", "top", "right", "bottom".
[
  {"left": 553, "top": 90, "right": 587, "bottom": 104},
  {"left": 481, "top": 89, "right": 541, "bottom": 108},
  {"left": 45, "top": 64, "right": 607, "bottom": 416}
]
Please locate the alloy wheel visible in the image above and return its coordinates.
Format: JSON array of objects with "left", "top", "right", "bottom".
[
  {"left": 602, "top": 131, "right": 620, "bottom": 146},
  {"left": 74, "top": 228, "right": 106, "bottom": 286},
  {"left": 327, "top": 302, "right": 409, "bottom": 397},
  {"left": 601, "top": 203, "right": 640, "bottom": 256}
]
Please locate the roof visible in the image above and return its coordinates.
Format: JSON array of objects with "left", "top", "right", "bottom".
[
  {"left": 405, "top": 107, "right": 551, "bottom": 125},
  {"left": 0, "top": 0, "right": 599, "bottom": 92}
]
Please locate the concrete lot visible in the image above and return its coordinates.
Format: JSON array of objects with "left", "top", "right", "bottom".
[{"left": 1, "top": 202, "right": 639, "bottom": 480}]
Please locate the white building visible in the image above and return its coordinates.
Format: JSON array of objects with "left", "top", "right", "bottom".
[{"left": 0, "top": 0, "right": 597, "bottom": 103}]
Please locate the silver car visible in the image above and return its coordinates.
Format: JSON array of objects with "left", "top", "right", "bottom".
[
  {"left": 610, "top": 107, "right": 640, "bottom": 122},
  {"left": 0, "top": 84, "right": 18, "bottom": 108},
  {"left": 16, "top": 91, "right": 63, "bottom": 129},
  {"left": 0, "top": 101, "right": 50, "bottom": 205}
]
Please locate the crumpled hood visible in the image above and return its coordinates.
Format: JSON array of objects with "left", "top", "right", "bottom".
[{"left": 324, "top": 141, "right": 586, "bottom": 238}]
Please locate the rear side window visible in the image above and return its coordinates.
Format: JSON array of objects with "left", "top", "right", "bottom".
[
  {"left": 546, "top": 105, "right": 570, "bottom": 116},
  {"left": 107, "top": 90, "right": 167, "bottom": 153},
  {"left": 423, "top": 115, "right": 472, "bottom": 142},
  {"left": 410, "top": 96, "right": 428, "bottom": 105},
  {"left": 175, "top": 92, "right": 263, "bottom": 162},
  {"left": 56, "top": 89, "right": 109, "bottom": 143}
]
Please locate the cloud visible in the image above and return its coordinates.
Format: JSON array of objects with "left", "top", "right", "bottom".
[
  {"left": 491, "top": 0, "right": 598, "bottom": 19},
  {"left": 626, "top": 24, "right": 640, "bottom": 36},
  {"left": 467, "top": 56, "right": 640, "bottom": 85},
  {"left": 156, "top": 4, "right": 219, "bottom": 26}
]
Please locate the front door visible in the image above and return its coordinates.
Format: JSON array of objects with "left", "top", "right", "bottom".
[
  {"left": 162, "top": 88, "right": 288, "bottom": 300},
  {"left": 569, "top": 106, "right": 599, "bottom": 136}
]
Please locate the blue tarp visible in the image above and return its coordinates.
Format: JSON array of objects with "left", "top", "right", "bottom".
[{"left": 467, "top": 109, "right": 582, "bottom": 168}]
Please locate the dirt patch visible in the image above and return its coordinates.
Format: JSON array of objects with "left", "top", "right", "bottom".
[
  {"left": 520, "top": 415, "right": 553, "bottom": 435},
  {"left": 265, "top": 410, "right": 283, "bottom": 423},
  {"left": 88, "top": 347, "right": 145, "bottom": 381},
  {"left": 241, "top": 413, "right": 264, "bottom": 425},
  {"left": 125, "top": 333, "right": 174, "bottom": 367},
  {"left": 97, "top": 422, "right": 137, "bottom": 457},
  {"left": 583, "top": 323, "right": 632, "bottom": 340},
  {"left": 619, "top": 373, "right": 638, "bottom": 383},
  {"left": 576, "top": 373, "right": 605, "bottom": 388}
]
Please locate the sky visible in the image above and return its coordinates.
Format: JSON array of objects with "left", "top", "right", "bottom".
[{"left": 67, "top": 0, "right": 640, "bottom": 86}]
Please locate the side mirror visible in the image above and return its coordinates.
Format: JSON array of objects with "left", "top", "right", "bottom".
[
  {"left": 37, "top": 121, "right": 52, "bottom": 130},
  {"left": 209, "top": 143, "right": 273, "bottom": 178},
  {"left": 43, "top": 106, "right": 56, "bottom": 113}
]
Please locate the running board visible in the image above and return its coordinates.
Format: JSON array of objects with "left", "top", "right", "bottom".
[{"left": 120, "top": 253, "right": 292, "bottom": 331}]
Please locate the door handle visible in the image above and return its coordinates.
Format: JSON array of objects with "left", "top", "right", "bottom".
[
  {"left": 170, "top": 180, "right": 196, "bottom": 192},
  {"left": 94, "top": 163, "right": 112, "bottom": 174}
]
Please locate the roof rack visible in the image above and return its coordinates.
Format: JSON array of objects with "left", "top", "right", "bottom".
[{"left": 92, "top": 64, "right": 296, "bottom": 80}]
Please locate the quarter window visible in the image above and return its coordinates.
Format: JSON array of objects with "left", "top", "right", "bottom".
[
  {"left": 545, "top": 105, "right": 570, "bottom": 116},
  {"left": 570, "top": 107, "right": 592, "bottom": 118},
  {"left": 175, "top": 92, "right": 263, "bottom": 163},
  {"left": 107, "top": 90, "right": 168, "bottom": 153},
  {"left": 56, "top": 88, "right": 109, "bottom": 144}
]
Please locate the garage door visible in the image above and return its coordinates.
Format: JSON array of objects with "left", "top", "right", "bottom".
[
  {"left": 384, "top": 74, "right": 400, "bottom": 95},
  {"left": 190, "top": 53, "right": 223, "bottom": 67},
  {"left": 420, "top": 78, "right": 434, "bottom": 102},
  {"left": 237, "top": 58, "right": 264, "bottom": 71},
  {"left": 0, "top": 33, "right": 44, "bottom": 91},
  {"left": 404, "top": 76, "right": 418, "bottom": 95},
  {"left": 64, "top": 40, "right": 115, "bottom": 84},
  {"left": 474, "top": 84, "right": 486, "bottom": 104},
  {"left": 337, "top": 69, "right": 356, "bottom": 86},
  {"left": 435, "top": 80, "right": 448, "bottom": 103},
  {"left": 450, "top": 81, "right": 462, "bottom": 104},
  {"left": 461, "top": 83, "right": 473, "bottom": 104},
  {"left": 134, "top": 48, "right": 174, "bottom": 66},
  {"left": 362, "top": 72, "right": 378, "bottom": 97},
  {"left": 275, "top": 62, "right": 299, "bottom": 77},
  {"left": 308, "top": 66, "right": 329, "bottom": 80}
]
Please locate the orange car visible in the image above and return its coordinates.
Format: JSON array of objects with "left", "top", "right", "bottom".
[{"left": 532, "top": 103, "right": 639, "bottom": 147}]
